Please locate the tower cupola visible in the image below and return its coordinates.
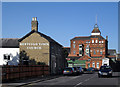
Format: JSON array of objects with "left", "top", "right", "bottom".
[{"left": 91, "top": 24, "right": 101, "bottom": 36}]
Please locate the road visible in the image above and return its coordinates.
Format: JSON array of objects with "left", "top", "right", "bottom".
[{"left": 23, "top": 72, "right": 120, "bottom": 87}]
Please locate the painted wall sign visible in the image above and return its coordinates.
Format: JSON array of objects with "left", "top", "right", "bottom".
[
  {"left": 20, "top": 43, "right": 49, "bottom": 46},
  {"left": 20, "top": 43, "right": 49, "bottom": 50}
]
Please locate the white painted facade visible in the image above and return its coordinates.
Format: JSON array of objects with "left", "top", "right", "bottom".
[
  {"left": 102, "top": 58, "right": 109, "bottom": 66},
  {"left": 0, "top": 48, "right": 19, "bottom": 65}
]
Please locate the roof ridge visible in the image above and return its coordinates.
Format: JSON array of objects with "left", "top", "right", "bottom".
[{"left": 75, "top": 36, "right": 90, "bottom": 38}]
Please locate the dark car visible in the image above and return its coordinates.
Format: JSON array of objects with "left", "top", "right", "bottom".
[
  {"left": 94, "top": 68, "right": 99, "bottom": 72},
  {"left": 82, "top": 68, "right": 87, "bottom": 73},
  {"left": 98, "top": 65, "right": 112, "bottom": 78},
  {"left": 73, "top": 67, "right": 79, "bottom": 75},
  {"left": 63, "top": 67, "right": 74, "bottom": 75}
]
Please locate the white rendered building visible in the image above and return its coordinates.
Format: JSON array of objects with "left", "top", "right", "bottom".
[
  {"left": 102, "top": 58, "right": 109, "bottom": 66},
  {"left": 0, "top": 38, "right": 19, "bottom": 65}
]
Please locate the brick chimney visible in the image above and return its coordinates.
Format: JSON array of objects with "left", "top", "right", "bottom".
[
  {"left": 106, "top": 36, "right": 108, "bottom": 41},
  {"left": 31, "top": 17, "right": 38, "bottom": 31}
]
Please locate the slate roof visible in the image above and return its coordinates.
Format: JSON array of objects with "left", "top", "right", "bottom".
[
  {"left": 91, "top": 28, "right": 101, "bottom": 33},
  {"left": 64, "top": 47, "right": 70, "bottom": 53},
  {"left": 91, "top": 24, "right": 101, "bottom": 33},
  {"left": 108, "top": 49, "right": 116, "bottom": 56},
  {"left": 18, "top": 30, "right": 63, "bottom": 47},
  {"left": 67, "top": 56, "right": 81, "bottom": 60},
  {"left": 71, "top": 35, "right": 105, "bottom": 41},
  {"left": 0, "top": 38, "right": 19, "bottom": 48}
]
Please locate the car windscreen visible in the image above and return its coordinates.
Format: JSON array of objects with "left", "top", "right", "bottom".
[
  {"left": 100, "top": 66, "right": 111, "bottom": 70},
  {"left": 73, "top": 67, "right": 77, "bottom": 70}
]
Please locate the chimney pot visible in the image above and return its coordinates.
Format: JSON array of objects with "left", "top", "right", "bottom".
[
  {"left": 31, "top": 17, "right": 38, "bottom": 31},
  {"left": 106, "top": 36, "right": 108, "bottom": 40}
]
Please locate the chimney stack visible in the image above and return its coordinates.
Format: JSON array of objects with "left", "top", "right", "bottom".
[
  {"left": 31, "top": 17, "right": 38, "bottom": 31},
  {"left": 106, "top": 36, "right": 108, "bottom": 41}
]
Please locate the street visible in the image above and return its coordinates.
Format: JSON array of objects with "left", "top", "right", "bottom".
[{"left": 22, "top": 72, "right": 120, "bottom": 87}]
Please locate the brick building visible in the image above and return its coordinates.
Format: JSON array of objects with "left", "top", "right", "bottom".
[
  {"left": 19, "top": 17, "right": 66, "bottom": 74},
  {"left": 67, "top": 24, "right": 109, "bottom": 69}
]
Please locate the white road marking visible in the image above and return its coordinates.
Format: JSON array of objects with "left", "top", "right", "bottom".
[{"left": 74, "top": 74, "right": 97, "bottom": 87}]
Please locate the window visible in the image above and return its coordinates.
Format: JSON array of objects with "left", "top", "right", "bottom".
[
  {"left": 97, "top": 50, "right": 99, "bottom": 52},
  {"left": 79, "top": 44, "right": 82, "bottom": 48},
  {"left": 95, "top": 40, "right": 98, "bottom": 43},
  {"left": 73, "top": 44, "right": 75, "bottom": 48},
  {"left": 97, "top": 62, "right": 99, "bottom": 68},
  {"left": 79, "top": 50, "right": 82, "bottom": 54},
  {"left": 86, "top": 50, "right": 89, "bottom": 53},
  {"left": 92, "top": 62, "right": 95, "bottom": 68},
  {"left": 86, "top": 45, "right": 89, "bottom": 48},
  {"left": 102, "top": 41, "right": 104, "bottom": 43},
  {"left": 92, "top": 40, "right": 94, "bottom": 43},
  {"left": 99, "top": 41, "right": 101, "bottom": 43},
  {"left": 94, "top": 50, "right": 96, "bottom": 54},
  {"left": 86, "top": 41, "right": 89, "bottom": 43},
  {"left": 73, "top": 51, "right": 76, "bottom": 55},
  {"left": 4, "top": 54, "right": 7, "bottom": 59},
  {"left": 90, "top": 50, "right": 92, "bottom": 52},
  {"left": 8, "top": 55, "right": 10, "bottom": 60},
  {"left": 100, "top": 50, "right": 103, "bottom": 55},
  {"left": 4, "top": 54, "right": 10, "bottom": 60},
  {"left": 73, "top": 41, "right": 75, "bottom": 43}
]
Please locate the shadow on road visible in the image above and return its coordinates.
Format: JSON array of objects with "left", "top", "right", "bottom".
[{"left": 111, "top": 76, "right": 120, "bottom": 78}]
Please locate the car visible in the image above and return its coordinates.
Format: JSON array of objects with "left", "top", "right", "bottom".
[
  {"left": 77, "top": 67, "right": 84, "bottom": 74},
  {"left": 98, "top": 65, "right": 112, "bottom": 78},
  {"left": 82, "top": 68, "right": 87, "bottom": 73},
  {"left": 86, "top": 67, "right": 95, "bottom": 74},
  {"left": 94, "top": 68, "right": 99, "bottom": 72},
  {"left": 73, "top": 67, "right": 80, "bottom": 75},
  {"left": 63, "top": 67, "right": 75, "bottom": 75}
]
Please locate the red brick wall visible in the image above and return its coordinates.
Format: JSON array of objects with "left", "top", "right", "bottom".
[{"left": 70, "top": 38, "right": 107, "bottom": 57}]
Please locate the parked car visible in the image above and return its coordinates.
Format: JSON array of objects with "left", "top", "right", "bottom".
[
  {"left": 63, "top": 67, "right": 74, "bottom": 75},
  {"left": 94, "top": 68, "right": 99, "bottom": 72},
  {"left": 98, "top": 65, "right": 112, "bottom": 78},
  {"left": 82, "top": 68, "right": 87, "bottom": 73},
  {"left": 77, "top": 67, "right": 84, "bottom": 74},
  {"left": 86, "top": 67, "right": 95, "bottom": 74},
  {"left": 73, "top": 67, "right": 79, "bottom": 75}
]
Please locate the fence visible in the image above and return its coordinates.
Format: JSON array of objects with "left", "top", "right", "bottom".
[{"left": 1, "top": 65, "right": 50, "bottom": 82}]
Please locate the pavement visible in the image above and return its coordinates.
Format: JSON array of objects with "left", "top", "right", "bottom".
[
  {"left": 1, "top": 72, "right": 120, "bottom": 87},
  {"left": 1, "top": 75, "right": 62, "bottom": 87}
]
